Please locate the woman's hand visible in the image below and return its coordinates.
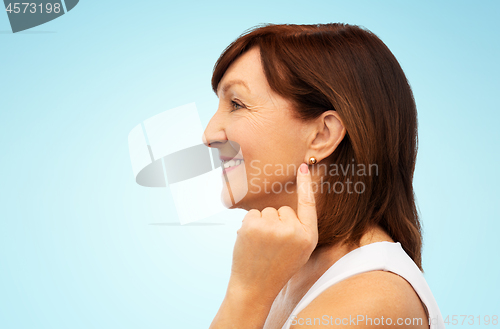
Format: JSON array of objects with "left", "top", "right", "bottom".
[
  {"left": 228, "top": 162, "right": 319, "bottom": 302},
  {"left": 209, "top": 163, "right": 318, "bottom": 329}
]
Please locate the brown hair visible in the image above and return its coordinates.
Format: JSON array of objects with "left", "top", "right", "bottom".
[{"left": 211, "top": 23, "right": 423, "bottom": 270}]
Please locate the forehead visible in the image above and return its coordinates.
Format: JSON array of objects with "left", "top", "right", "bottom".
[{"left": 217, "top": 47, "right": 270, "bottom": 96}]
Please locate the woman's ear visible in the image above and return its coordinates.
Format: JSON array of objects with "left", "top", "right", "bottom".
[{"left": 306, "top": 110, "right": 346, "bottom": 162}]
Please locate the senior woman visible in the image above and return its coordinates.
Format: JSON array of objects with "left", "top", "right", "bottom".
[{"left": 202, "top": 23, "right": 444, "bottom": 329}]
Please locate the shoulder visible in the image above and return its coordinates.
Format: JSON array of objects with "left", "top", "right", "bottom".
[{"left": 290, "top": 270, "right": 429, "bottom": 329}]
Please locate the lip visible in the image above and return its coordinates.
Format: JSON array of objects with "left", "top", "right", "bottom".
[{"left": 221, "top": 159, "right": 244, "bottom": 174}]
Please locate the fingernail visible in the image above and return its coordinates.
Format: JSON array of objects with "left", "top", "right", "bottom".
[{"left": 300, "top": 163, "right": 309, "bottom": 174}]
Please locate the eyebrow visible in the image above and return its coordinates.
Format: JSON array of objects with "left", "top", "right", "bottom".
[{"left": 218, "top": 79, "right": 250, "bottom": 96}]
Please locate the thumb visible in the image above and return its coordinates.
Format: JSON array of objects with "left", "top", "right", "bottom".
[{"left": 296, "top": 163, "right": 317, "bottom": 228}]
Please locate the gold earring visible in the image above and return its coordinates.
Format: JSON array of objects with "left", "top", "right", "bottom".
[{"left": 309, "top": 157, "right": 317, "bottom": 165}]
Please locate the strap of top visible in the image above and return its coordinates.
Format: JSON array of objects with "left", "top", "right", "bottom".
[{"left": 281, "top": 241, "right": 445, "bottom": 329}]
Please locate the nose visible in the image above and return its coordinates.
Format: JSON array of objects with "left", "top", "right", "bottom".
[{"left": 202, "top": 109, "right": 227, "bottom": 149}]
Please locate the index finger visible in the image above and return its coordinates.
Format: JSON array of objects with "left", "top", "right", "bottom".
[{"left": 296, "top": 163, "right": 317, "bottom": 228}]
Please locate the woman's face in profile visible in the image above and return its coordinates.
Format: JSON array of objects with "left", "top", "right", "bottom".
[{"left": 203, "top": 47, "right": 311, "bottom": 211}]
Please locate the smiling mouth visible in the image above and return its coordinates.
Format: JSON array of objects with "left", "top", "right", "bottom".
[{"left": 221, "top": 159, "right": 244, "bottom": 173}]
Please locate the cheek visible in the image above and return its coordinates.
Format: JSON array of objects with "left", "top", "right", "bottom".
[
  {"left": 228, "top": 118, "right": 266, "bottom": 159},
  {"left": 264, "top": 125, "right": 304, "bottom": 166},
  {"left": 229, "top": 112, "right": 305, "bottom": 184},
  {"left": 243, "top": 142, "right": 301, "bottom": 195}
]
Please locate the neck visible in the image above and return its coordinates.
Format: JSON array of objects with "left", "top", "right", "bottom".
[{"left": 283, "top": 224, "right": 394, "bottom": 297}]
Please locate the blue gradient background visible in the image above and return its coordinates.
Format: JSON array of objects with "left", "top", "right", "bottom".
[{"left": 1, "top": 1, "right": 499, "bottom": 328}]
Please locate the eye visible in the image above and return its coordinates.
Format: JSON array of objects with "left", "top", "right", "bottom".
[{"left": 230, "top": 100, "right": 244, "bottom": 112}]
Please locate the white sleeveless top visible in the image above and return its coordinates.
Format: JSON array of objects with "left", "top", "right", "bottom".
[{"left": 281, "top": 241, "right": 445, "bottom": 329}]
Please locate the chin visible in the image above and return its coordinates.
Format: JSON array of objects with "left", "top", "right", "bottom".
[
  {"left": 220, "top": 165, "right": 250, "bottom": 208},
  {"left": 221, "top": 190, "right": 233, "bottom": 208},
  {"left": 221, "top": 186, "right": 248, "bottom": 209}
]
